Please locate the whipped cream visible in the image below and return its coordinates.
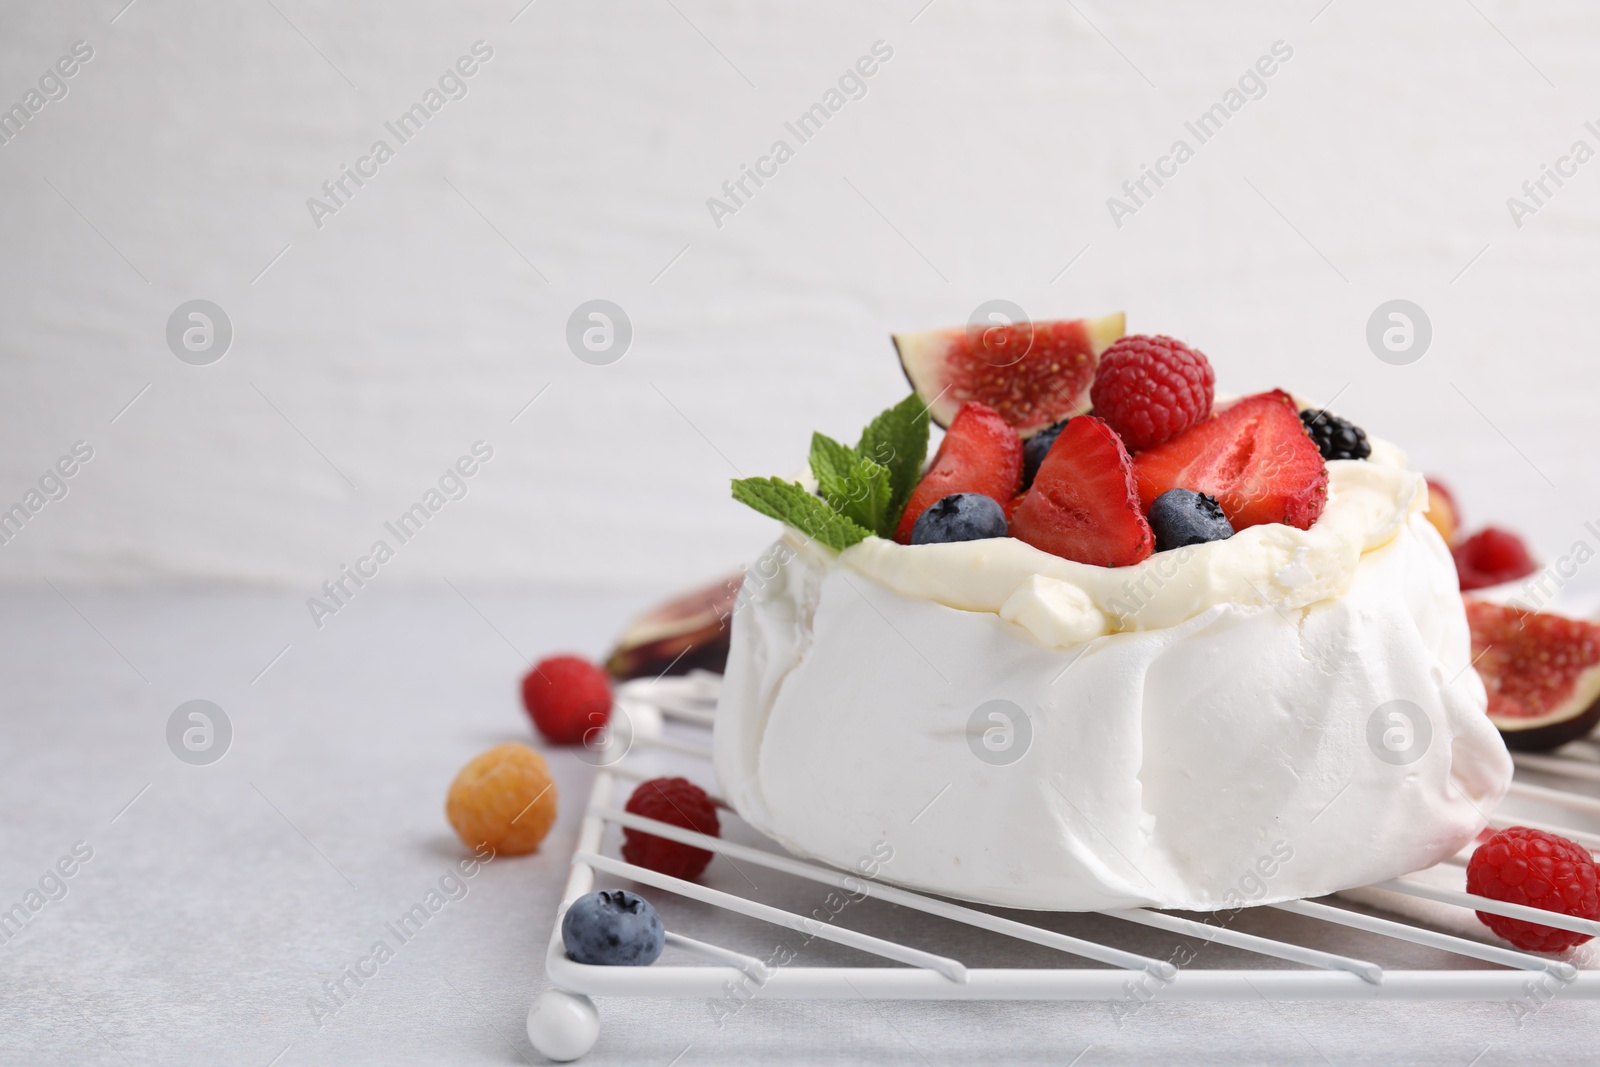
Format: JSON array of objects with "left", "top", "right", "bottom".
[
  {"left": 842, "top": 438, "right": 1418, "bottom": 647},
  {"left": 714, "top": 435, "right": 1513, "bottom": 911}
]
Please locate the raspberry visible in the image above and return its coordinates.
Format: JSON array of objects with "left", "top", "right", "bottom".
[
  {"left": 622, "top": 777, "right": 720, "bottom": 881},
  {"left": 1454, "top": 527, "right": 1538, "bottom": 591},
  {"left": 522, "top": 655, "right": 612, "bottom": 745},
  {"left": 1466, "top": 826, "right": 1599, "bottom": 952},
  {"left": 445, "top": 742, "right": 558, "bottom": 856},
  {"left": 1089, "top": 335, "right": 1215, "bottom": 451}
]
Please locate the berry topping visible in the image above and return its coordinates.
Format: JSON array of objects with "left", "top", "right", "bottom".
[
  {"left": 1088, "top": 334, "right": 1215, "bottom": 451},
  {"left": 1147, "top": 488, "right": 1235, "bottom": 552},
  {"left": 910, "top": 493, "right": 1008, "bottom": 545},
  {"left": 622, "top": 777, "right": 721, "bottom": 881},
  {"left": 893, "top": 402, "right": 1023, "bottom": 543},
  {"left": 1467, "top": 600, "right": 1600, "bottom": 750},
  {"left": 522, "top": 655, "right": 612, "bottom": 745},
  {"left": 445, "top": 742, "right": 558, "bottom": 856},
  {"left": 1454, "top": 527, "right": 1538, "bottom": 591},
  {"left": 1424, "top": 477, "right": 1460, "bottom": 546},
  {"left": 1299, "top": 408, "right": 1371, "bottom": 461},
  {"left": 1131, "top": 389, "right": 1328, "bottom": 531},
  {"left": 1466, "top": 827, "right": 1600, "bottom": 953},
  {"left": 895, "top": 313, "right": 1125, "bottom": 436},
  {"left": 1010, "top": 416, "right": 1155, "bottom": 567},
  {"left": 1022, "top": 418, "right": 1068, "bottom": 490},
  {"left": 562, "top": 889, "right": 666, "bottom": 966}
]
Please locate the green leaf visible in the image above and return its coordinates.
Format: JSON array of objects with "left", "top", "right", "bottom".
[
  {"left": 809, "top": 433, "right": 859, "bottom": 506},
  {"left": 830, "top": 455, "right": 893, "bottom": 537},
  {"left": 857, "top": 393, "right": 930, "bottom": 529},
  {"left": 730, "top": 477, "right": 873, "bottom": 552}
]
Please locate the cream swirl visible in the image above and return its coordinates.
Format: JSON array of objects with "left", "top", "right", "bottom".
[{"left": 836, "top": 436, "right": 1419, "bottom": 647}]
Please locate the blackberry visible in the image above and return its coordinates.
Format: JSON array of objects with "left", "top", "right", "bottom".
[
  {"left": 1299, "top": 409, "right": 1370, "bottom": 461},
  {"left": 1021, "top": 418, "right": 1068, "bottom": 490}
]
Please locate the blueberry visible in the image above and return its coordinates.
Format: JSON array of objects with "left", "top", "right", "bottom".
[
  {"left": 561, "top": 889, "right": 665, "bottom": 966},
  {"left": 910, "top": 493, "right": 1008, "bottom": 545},
  {"left": 1022, "top": 419, "right": 1069, "bottom": 490},
  {"left": 1147, "top": 488, "right": 1234, "bottom": 552}
]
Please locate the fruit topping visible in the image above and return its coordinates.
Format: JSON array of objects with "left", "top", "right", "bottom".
[
  {"left": 1467, "top": 827, "right": 1599, "bottom": 952},
  {"left": 446, "top": 742, "right": 558, "bottom": 856},
  {"left": 1454, "top": 527, "right": 1538, "bottom": 591},
  {"left": 622, "top": 777, "right": 721, "bottom": 880},
  {"left": 562, "top": 889, "right": 666, "bottom": 966},
  {"left": 1010, "top": 416, "right": 1154, "bottom": 567},
  {"left": 910, "top": 493, "right": 1009, "bottom": 545},
  {"left": 1425, "top": 477, "right": 1461, "bottom": 546},
  {"left": 1147, "top": 488, "right": 1235, "bottom": 552},
  {"left": 1467, "top": 600, "right": 1600, "bottom": 751},
  {"left": 1131, "top": 389, "right": 1328, "bottom": 531},
  {"left": 893, "top": 402, "right": 1023, "bottom": 543},
  {"left": 606, "top": 573, "right": 742, "bottom": 680},
  {"left": 894, "top": 313, "right": 1125, "bottom": 437},
  {"left": 1089, "top": 335, "right": 1215, "bottom": 451},
  {"left": 523, "top": 655, "right": 613, "bottom": 746},
  {"left": 1299, "top": 409, "right": 1371, "bottom": 461},
  {"left": 1022, "top": 418, "right": 1069, "bottom": 490}
]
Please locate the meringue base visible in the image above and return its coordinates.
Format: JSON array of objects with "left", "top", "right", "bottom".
[{"left": 713, "top": 516, "right": 1512, "bottom": 911}]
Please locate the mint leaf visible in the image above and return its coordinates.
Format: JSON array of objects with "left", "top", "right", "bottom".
[
  {"left": 809, "top": 432, "right": 858, "bottom": 504},
  {"left": 830, "top": 454, "right": 893, "bottom": 536},
  {"left": 857, "top": 393, "right": 930, "bottom": 529},
  {"left": 730, "top": 477, "right": 872, "bottom": 552}
]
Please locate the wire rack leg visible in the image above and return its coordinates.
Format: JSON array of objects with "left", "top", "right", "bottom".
[{"left": 527, "top": 988, "right": 600, "bottom": 1062}]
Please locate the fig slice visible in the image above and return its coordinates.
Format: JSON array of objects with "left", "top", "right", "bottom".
[
  {"left": 894, "top": 312, "right": 1125, "bottom": 437},
  {"left": 1467, "top": 598, "right": 1600, "bottom": 751},
  {"left": 605, "top": 572, "right": 743, "bottom": 680}
]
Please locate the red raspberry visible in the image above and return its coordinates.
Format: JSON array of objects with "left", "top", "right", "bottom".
[
  {"left": 1466, "top": 826, "right": 1599, "bottom": 952},
  {"left": 622, "top": 777, "right": 720, "bottom": 880},
  {"left": 522, "top": 655, "right": 611, "bottom": 746},
  {"left": 1454, "top": 527, "right": 1538, "bottom": 591},
  {"left": 1089, "top": 335, "right": 1215, "bottom": 451}
]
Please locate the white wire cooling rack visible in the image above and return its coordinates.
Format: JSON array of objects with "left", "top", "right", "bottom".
[{"left": 525, "top": 674, "right": 1600, "bottom": 1062}]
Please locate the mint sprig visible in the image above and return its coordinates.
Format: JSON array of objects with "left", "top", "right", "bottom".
[
  {"left": 856, "top": 392, "right": 930, "bottom": 525},
  {"left": 730, "top": 477, "right": 873, "bottom": 551},
  {"left": 732, "top": 393, "right": 931, "bottom": 550}
]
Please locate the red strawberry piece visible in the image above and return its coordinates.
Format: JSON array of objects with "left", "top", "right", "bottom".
[
  {"left": 522, "top": 655, "right": 612, "bottom": 746},
  {"left": 1467, "top": 826, "right": 1600, "bottom": 953},
  {"left": 1454, "top": 527, "right": 1538, "bottom": 591},
  {"left": 894, "top": 401, "right": 1023, "bottom": 543},
  {"left": 1089, "top": 334, "right": 1215, "bottom": 451},
  {"left": 1010, "top": 416, "right": 1154, "bottom": 567},
  {"left": 622, "top": 777, "right": 721, "bottom": 880},
  {"left": 1131, "top": 389, "right": 1328, "bottom": 531}
]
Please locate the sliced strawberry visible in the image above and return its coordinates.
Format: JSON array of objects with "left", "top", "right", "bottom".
[
  {"left": 894, "top": 402, "right": 1023, "bottom": 543},
  {"left": 1131, "top": 389, "right": 1327, "bottom": 531},
  {"left": 1010, "top": 416, "right": 1154, "bottom": 567}
]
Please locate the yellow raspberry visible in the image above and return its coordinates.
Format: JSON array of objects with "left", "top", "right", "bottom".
[{"left": 446, "top": 742, "right": 558, "bottom": 856}]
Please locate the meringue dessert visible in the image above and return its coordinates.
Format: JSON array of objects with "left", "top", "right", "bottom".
[{"left": 713, "top": 318, "right": 1513, "bottom": 911}]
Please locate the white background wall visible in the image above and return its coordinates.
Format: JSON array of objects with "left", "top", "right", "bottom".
[{"left": 2, "top": 0, "right": 1597, "bottom": 593}]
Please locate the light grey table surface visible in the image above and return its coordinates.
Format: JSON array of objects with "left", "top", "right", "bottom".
[{"left": 1, "top": 589, "right": 1595, "bottom": 1066}]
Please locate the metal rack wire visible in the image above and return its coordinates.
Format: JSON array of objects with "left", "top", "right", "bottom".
[{"left": 525, "top": 675, "right": 1600, "bottom": 1062}]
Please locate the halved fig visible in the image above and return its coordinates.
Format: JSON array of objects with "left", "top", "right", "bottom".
[
  {"left": 605, "top": 572, "right": 743, "bottom": 680},
  {"left": 1467, "top": 598, "right": 1600, "bottom": 751},
  {"left": 894, "top": 312, "right": 1125, "bottom": 437}
]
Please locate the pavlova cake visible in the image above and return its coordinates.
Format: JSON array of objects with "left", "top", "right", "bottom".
[{"left": 713, "top": 315, "right": 1513, "bottom": 911}]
